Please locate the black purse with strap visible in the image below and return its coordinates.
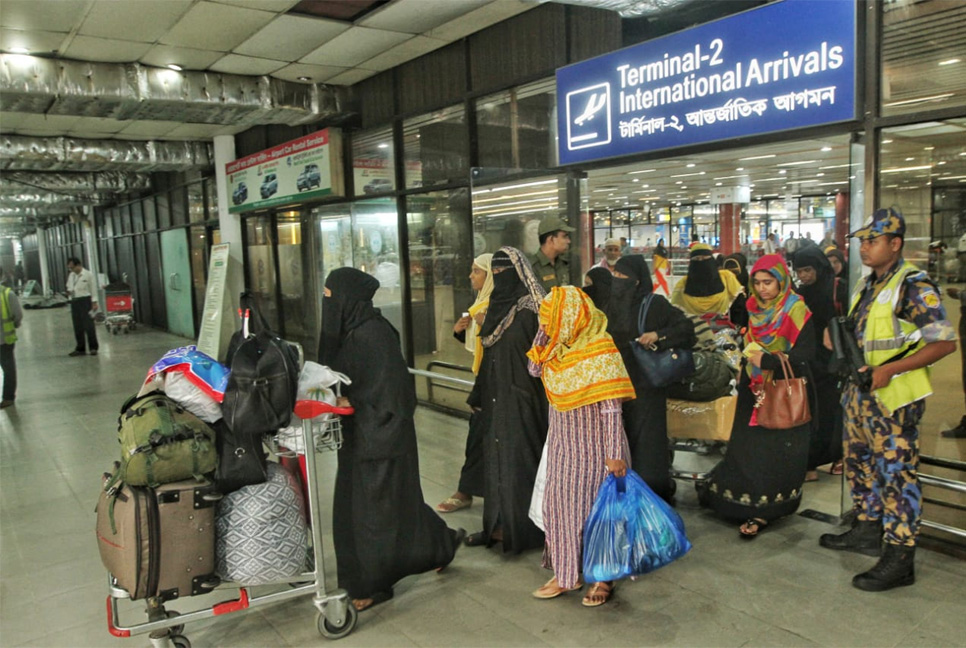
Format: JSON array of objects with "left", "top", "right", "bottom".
[{"left": 630, "top": 294, "right": 696, "bottom": 389}]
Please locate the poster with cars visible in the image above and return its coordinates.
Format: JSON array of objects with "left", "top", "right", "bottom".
[{"left": 226, "top": 128, "right": 344, "bottom": 213}]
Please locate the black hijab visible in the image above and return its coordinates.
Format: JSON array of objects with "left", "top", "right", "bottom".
[
  {"left": 319, "top": 267, "right": 381, "bottom": 367},
  {"left": 793, "top": 245, "right": 836, "bottom": 331},
  {"left": 606, "top": 255, "right": 653, "bottom": 337},
  {"left": 478, "top": 250, "right": 527, "bottom": 339},
  {"left": 723, "top": 253, "right": 750, "bottom": 290},
  {"left": 825, "top": 248, "right": 848, "bottom": 279},
  {"left": 582, "top": 267, "right": 613, "bottom": 312},
  {"left": 684, "top": 250, "right": 725, "bottom": 297},
  {"left": 654, "top": 238, "right": 668, "bottom": 259}
]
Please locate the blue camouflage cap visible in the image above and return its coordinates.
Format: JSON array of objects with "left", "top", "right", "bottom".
[{"left": 850, "top": 207, "right": 906, "bottom": 240}]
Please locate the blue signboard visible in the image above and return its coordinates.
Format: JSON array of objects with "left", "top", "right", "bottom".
[{"left": 556, "top": 0, "right": 857, "bottom": 166}]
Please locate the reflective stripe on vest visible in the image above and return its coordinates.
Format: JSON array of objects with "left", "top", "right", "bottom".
[
  {"left": 1, "top": 286, "right": 16, "bottom": 344},
  {"left": 848, "top": 260, "right": 932, "bottom": 415}
]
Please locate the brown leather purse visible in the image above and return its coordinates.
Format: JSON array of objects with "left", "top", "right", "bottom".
[{"left": 753, "top": 352, "right": 811, "bottom": 429}]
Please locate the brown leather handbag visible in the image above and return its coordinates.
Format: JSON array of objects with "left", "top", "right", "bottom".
[{"left": 753, "top": 352, "right": 811, "bottom": 429}]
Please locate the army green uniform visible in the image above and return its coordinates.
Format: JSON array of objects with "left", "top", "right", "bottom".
[{"left": 529, "top": 250, "right": 570, "bottom": 293}]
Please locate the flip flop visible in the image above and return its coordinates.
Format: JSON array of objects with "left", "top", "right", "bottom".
[
  {"left": 829, "top": 461, "right": 844, "bottom": 475},
  {"left": 436, "top": 496, "right": 472, "bottom": 513},
  {"left": 533, "top": 577, "right": 582, "bottom": 599},
  {"left": 352, "top": 590, "right": 393, "bottom": 612},
  {"left": 739, "top": 518, "right": 767, "bottom": 539}
]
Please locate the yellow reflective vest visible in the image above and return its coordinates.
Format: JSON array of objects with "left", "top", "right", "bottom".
[
  {"left": 848, "top": 260, "right": 931, "bottom": 415},
  {"left": 1, "top": 286, "right": 16, "bottom": 345}
]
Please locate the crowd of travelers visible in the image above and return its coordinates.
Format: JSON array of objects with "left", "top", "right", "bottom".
[{"left": 318, "top": 207, "right": 955, "bottom": 613}]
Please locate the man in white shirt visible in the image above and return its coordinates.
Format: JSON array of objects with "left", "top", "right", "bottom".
[
  {"left": 597, "top": 237, "right": 622, "bottom": 273},
  {"left": 66, "top": 257, "right": 99, "bottom": 356}
]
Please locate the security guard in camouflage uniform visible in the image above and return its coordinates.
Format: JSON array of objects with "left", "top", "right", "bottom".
[
  {"left": 819, "top": 208, "right": 956, "bottom": 592},
  {"left": 529, "top": 216, "right": 574, "bottom": 292}
]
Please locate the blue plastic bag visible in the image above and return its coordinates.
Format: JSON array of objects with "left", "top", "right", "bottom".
[{"left": 582, "top": 470, "right": 692, "bottom": 583}]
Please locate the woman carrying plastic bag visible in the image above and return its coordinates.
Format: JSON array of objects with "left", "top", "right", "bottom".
[{"left": 526, "top": 286, "right": 636, "bottom": 607}]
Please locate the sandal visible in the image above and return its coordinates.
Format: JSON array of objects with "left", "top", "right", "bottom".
[
  {"left": 829, "top": 461, "right": 844, "bottom": 475},
  {"left": 739, "top": 518, "right": 767, "bottom": 539},
  {"left": 581, "top": 581, "right": 613, "bottom": 607},
  {"left": 804, "top": 470, "right": 819, "bottom": 482},
  {"left": 352, "top": 590, "right": 393, "bottom": 612},
  {"left": 533, "top": 577, "right": 582, "bottom": 599},
  {"left": 436, "top": 495, "right": 472, "bottom": 513}
]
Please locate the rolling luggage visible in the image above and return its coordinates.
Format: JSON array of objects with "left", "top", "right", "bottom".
[{"left": 96, "top": 475, "right": 219, "bottom": 601}]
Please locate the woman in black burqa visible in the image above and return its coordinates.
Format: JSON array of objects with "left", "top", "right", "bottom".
[
  {"left": 606, "top": 255, "right": 695, "bottom": 503},
  {"left": 319, "top": 267, "right": 463, "bottom": 612},
  {"left": 465, "top": 246, "right": 549, "bottom": 552},
  {"left": 581, "top": 266, "right": 613, "bottom": 312}
]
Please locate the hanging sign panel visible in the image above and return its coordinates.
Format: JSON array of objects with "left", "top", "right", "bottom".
[
  {"left": 226, "top": 128, "right": 344, "bottom": 213},
  {"left": 556, "top": 0, "right": 856, "bottom": 166}
]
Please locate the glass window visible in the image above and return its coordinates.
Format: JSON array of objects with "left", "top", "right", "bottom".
[
  {"left": 470, "top": 175, "right": 565, "bottom": 257},
  {"left": 245, "top": 215, "right": 279, "bottom": 331},
  {"left": 205, "top": 177, "right": 219, "bottom": 221},
  {"left": 476, "top": 78, "right": 558, "bottom": 170},
  {"left": 352, "top": 128, "right": 395, "bottom": 196},
  {"left": 189, "top": 224, "right": 208, "bottom": 328},
  {"left": 187, "top": 182, "right": 205, "bottom": 224},
  {"left": 407, "top": 189, "right": 472, "bottom": 410},
  {"left": 881, "top": 1, "right": 966, "bottom": 117},
  {"left": 276, "top": 210, "right": 311, "bottom": 351},
  {"left": 403, "top": 104, "right": 467, "bottom": 190},
  {"left": 144, "top": 197, "right": 158, "bottom": 231}
]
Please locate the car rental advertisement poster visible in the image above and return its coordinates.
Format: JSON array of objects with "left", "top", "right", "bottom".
[
  {"left": 556, "top": 0, "right": 857, "bottom": 166},
  {"left": 226, "top": 128, "right": 344, "bottom": 213}
]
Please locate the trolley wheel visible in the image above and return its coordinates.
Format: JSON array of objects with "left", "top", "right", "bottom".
[
  {"left": 166, "top": 611, "right": 185, "bottom": 636},
  {"left": 170, "top": 634, "right": 191, "bottom": 648},
  {"left": 317, "top": 605, "right": 357, "bottom": 640}
]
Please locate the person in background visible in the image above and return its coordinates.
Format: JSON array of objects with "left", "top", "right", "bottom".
[
  {"left": 820, "top": 230, "right": 836, "bottom": 250},
  {"left": 819, "top": 209, "right": 956, "bottom": 592},
  {"left": 607, "top": 255, "right": 695, "bottom": 503},
  {"left": 66, "top": 257, "right": 98, "bottom": 357},
  {"left": 466, "top": 247, "right": 548, "bottom": 551},
  {"left": 581, "top": 266, "right": 613, "bottom": 312},
  {"left": 826, "top": 248, "right": 848, "bottom": 280},
  {"left": 764, "top": 233, "right": 777, "bottom": 254},
  {"left": 785, "top": 231, "right": 799, "bottom": 259},
  {"left": 13, "top": 261, "right": 25, "bottom": 295},
  {"left": 597, "top": 238, "right": 622, "bottom": 274},
  {"left": 941, "top": 285, "right": 966, "bottom": 438},
  {"left": 671, "top": 243, "right": 745, "bottom": 320},
  {"left": 530, "top": 216, "right": 574, "bottom": 292},
  {"left": 438, "top": 253, "right": 494, "bottom": 513},
  {"left": 793, "top": 246, "right": 846, "bottom": 481},
  {"left": 319, "top": 267, "right": 464, "bottom": 612},
  {"left": 698, "top": 255, "right": 816, "bottom": 538},
  {"left": 527, "top": 286, "right": 635, "bottom": 607},
  {"left": 651, "top": 238, "right": 671, "bottom": 297},
  {"left": 723, "top": 253, "right": 750, "bottom": 329},
  {"left": 1, "top": 269, "right": 23, "bottom": 409},
  {"left": 620, "top": 237, "right": 631, "bottom": 256}
]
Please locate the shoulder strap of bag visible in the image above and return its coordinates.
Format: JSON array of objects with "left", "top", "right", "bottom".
[
  {"left": 637, "top": 294, "right": 655, "bottom": 336},
  {"left": 773, "top": 351, "right": 797, "bottom": 380},
  {"left": 238, "top": 292, "right": 272, "bottom": 335}
]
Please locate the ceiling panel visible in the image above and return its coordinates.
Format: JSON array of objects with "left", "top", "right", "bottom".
[
  {"left": 8, "top": 113, "right": 84, "bottom": 132},
  {"left": 359, "top": 0, "right": 493, "bottom": 34},
  {"left": 211, "top": 0, "right": 302, "bottom": 11},
  {"left": 426, "top": 0, "right": 532, "bottom": 41},
  {"left": 163, "top": 123, "right": 244, "bottom": 138},
  {"left": 161, "top": 1, "right": 275, "bottom": 52},
  {"left": 77, "top": 0, "right": 193, "bottom": 42},
  {"left": 0, "top": 0, "right": 90, "bottom": 33},
  {"left": 63, "top": 36, "right": 152, "bottom": 64},
  {"left": 209, "top": 53, "right": 288, "bottom": 75},
  {"left": 140, "top": 44, "right": 226, "bottom": 71},
  {"left": 116, "top": 120, "right": 188, "bottom": 139},
  {"left": 233, "top": 14, "right": 348, "bottom": 61},
  {"left": 0, "top": 28, "right": 67, "bottom": 55},
  {"left": 299, "top": 26, "right": 412, "bottom": 67},
  {"left": 71, "top": 117, "right": 130, "bottom": 134},
  {"left": 324, "top": 68, "right": 381, "bottom": 86},
  {"left": 360, "top": 34, "right": 450, "bottom": 71},
  {"left": 0, "top": 112, "right": 30, "bottom": 130},
  {"left": 271, "top": 62, "right": 349, "bottom": 83}
]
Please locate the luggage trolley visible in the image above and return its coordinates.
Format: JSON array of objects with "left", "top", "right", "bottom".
[
  {"left": 105, "top": 397, "right": 358, "bottom": 647},
  {"left": 104, "top": 278, "right": 136, "bottom": 334}
]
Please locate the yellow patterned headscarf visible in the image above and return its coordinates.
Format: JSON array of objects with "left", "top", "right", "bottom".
[
  {"left": 526, "top": 286, "right": 636, "bottom": 412},
  {"left": 465, "top": 253, "right": 493, "bottom": 374}
]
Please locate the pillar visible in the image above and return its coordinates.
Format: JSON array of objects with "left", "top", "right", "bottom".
[
  {"left": 834, "top": 191, "right": 850, "bottom": 250},
  {"left": 718, "top": 203, "right": 741, "bottom": 256},
  {"left": 37, "top": 227, "right": 50, "bottom": 296},
  {"left": 210, "top": 134, "right": 245, "bottom": 361}
]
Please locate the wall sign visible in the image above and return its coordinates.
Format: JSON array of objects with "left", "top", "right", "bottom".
[
  {"left": 556, "top": 0, "right": 857, "bottom": 165},
  {"left": 226, "top": 129, "right": 344, "bottom": 213}
]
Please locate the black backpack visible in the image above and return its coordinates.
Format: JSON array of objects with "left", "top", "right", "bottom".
[
  {"left": 221, "top": 293, "right": 300, "bottom": 438},
  {"left": 667, "top": 350, "right": 737, "bottom": 402}
]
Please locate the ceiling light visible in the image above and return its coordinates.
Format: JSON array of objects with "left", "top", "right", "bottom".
[
  {"left": 821, "top": 146, "right": 832, "bottom": 152},
  {"left": 881, "top": 165, "right": 933, "bottom": 173},
  {"left": 882, "top": 139, "right": 893, "bottom": 144},
  {"left": 686, "top": 163, "right": 695, "bottom": 168},
  {"left": 377, "top": 143, "right": 389, "bottom": 149},
  {"left": 715, "top": 182, "right": 722, "bottom": 186},
  {"left": 628, "top": 169, "right": 656, "bottom": 175},
  {"left": 736, "top": 167, "right": 744, "bottom": 171},
  {"left": 883, "top": 93, "right": 954, "bottom": 108},
  {"left": 675, "top": 181, "right": 682, "bottom": 184},
  {"left": 632, "top": 178, "right": 639, "bottom": 182},
  {"left": 166, "top": 64, "right": 183, "bottom": 71},
  {"left": 297, "top": 76, "right": 311, "bottom": 82},
  {"left": 779, "top": 170, "right": 787, "bottom": 175},
  {"left": 924, "top": 146, "right": 935, "bottom": 151},
  {"left": 739, "top": 154, "right": 776, "bottom": 161},
  {"left": 905, "top": 157, "right": 915, "bottom": 161},
  {"left": 776, "top": 160, "right": 817, "bottom": 166},
  {"left": 938, "top": 161, "right": 947, "bottom": 165},
  {"left": 9, "top": 47, "right": 29, "bottom": 54},
  {"left": 939, "top": 58, "right": 961, "bottom": 66}
]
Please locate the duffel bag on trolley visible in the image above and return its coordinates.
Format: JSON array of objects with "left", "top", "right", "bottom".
[{"left": 95, "top": 469, "right": 220, "bottom": 601}]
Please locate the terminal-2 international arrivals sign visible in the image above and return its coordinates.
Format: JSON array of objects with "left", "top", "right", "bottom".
[{"left": 556, "top": 0, "right": 857, "bottom": 166}]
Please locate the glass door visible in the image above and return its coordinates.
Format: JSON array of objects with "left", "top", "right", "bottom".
[{"left": 160, "top": 228, "right": 195, "bottom": 338}]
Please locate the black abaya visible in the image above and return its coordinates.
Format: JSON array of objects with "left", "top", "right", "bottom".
[{"left": 329, "top": 316, "right": 458, "bottom": 599}]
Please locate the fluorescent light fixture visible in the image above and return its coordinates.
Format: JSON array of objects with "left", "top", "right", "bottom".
[
  {"left": 632, "top": 189, "right": 657, "bottom": 193},
  {"left": 756, "top": 177, "right": 789, "bottom": 182},
  {"left": 166, "top": 64, "right": 183, "bottom": 71},
  {"left": 939, "top": 58, "right": 961, "bottom": 66},
  {"left": 787, "top": 179, "right": 821, "bottom": 185},
  {"left": 941, "top": 175, "right": 966, "bottom": 181},
  {"left": 713, "top": 175, "right": 748, "bottom": 181},
  {"left": 777, "top": 160, "right": 817, "bottom": 167},
  {"left": 377, "top": 143, "right": 389, "bottom": 149},
  {"left": 670, "top": 171, "right": 706, "bottom": 178},
  {"left": 628, "top": 169, "right": 656, "bottom": 175},
  {"left": 474, "top": 179, "right": 557, "bottom": 195},
  {"left": 883, "top": 93, "right": 954, "bottom": 108},
  {"left": 297, "top": 76, "right": 310, "bottom": 82},
  {"left": 880, "top": 165, "right": 933, "bottom": 173},
  {"left": 821, "top": 146, "right": 832, "bottom": 152},
  {"left": 905, "top": 157, "right": 915, "bottom": 161},
  {"left": 9, "top": 47, "right": 29, "bottom": 54},
  {"left": 686, "top": 163, "right": 696, "bottom": 168},
  {"left": 473, "top": 189, "right": 557, "bottom": 204},
  {"left": 738, "top": 154, "right": 776, "bottom": 161},
  {"left": 820, "top": 163, "right": 856, "bottom": 169}
]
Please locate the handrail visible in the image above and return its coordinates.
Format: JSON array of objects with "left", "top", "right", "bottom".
[
  {"left": 921, "top": 455, "right": 966, "bottom": 472},
  {"left": 409, "top": 363, "right": 475, "bottom": 406},
  {"left": 920, "top": 473, "right": 966, "bottom": 496}
]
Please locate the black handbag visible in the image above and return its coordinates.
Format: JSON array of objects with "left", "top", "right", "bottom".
[
  {"left": 212, "top": 420, "right": 268, "bottom": 494},
  {"left": 630, "top": 294, "right": 696, "bottom": 389},
  {"left": 221, "top": 293, "right": 300, "bottom": 438}
]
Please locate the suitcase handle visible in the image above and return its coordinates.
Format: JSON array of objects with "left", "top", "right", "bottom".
[{"left": 294, "top": 399, "right": 354, "bottom": 419}]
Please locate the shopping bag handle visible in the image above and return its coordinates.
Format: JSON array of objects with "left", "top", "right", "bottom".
[{"left": 294, "top": 399, "right": 354, "bottom": 419}]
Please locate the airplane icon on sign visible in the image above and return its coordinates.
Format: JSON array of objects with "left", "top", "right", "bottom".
[
  {"left": 574, "top": 92, "right": 607, "bottom": 126},
  {"left": 566, "top": 83, "right": 611, "bottom": 150}
]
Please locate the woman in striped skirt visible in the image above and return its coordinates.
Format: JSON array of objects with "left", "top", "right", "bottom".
[{"left": 526, "top": 286, "right": 636, "bottom": 607}]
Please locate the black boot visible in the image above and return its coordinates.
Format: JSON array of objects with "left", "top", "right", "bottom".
[
  {"left": 819, "top": 519, "right": 882, "bottom": 556},
  {"left": 852, "top": 543, "right": 915, "bottom": 592},
  {"left": 941, "top": 415, "right": 966, "bottom": 438}
]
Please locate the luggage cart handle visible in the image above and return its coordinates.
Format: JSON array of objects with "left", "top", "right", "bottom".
[{"left": 294, "top": 399, "right": 354, "bottom": 419}]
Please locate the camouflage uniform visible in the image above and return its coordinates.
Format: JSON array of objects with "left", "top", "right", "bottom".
[{"left": 843, "top": 260, "right": 955, "bottom": 546}]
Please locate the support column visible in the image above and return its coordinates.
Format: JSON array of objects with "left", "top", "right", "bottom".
[
  {"left": 834, "top": 191, "right": 850, "bottom": 249},
  {"left": 37, "top": 227, "right": 50, "bottom": 297},
  {"left": 718, "top": 203, "right": 741, "bottom": 256},
  {"left": 211, "top": 134, "right": 245, "bottom": 361}
]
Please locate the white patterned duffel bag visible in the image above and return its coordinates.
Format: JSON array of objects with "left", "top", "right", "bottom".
[{"left": 215, "top": 462, "right": 309, "bottom": 585}]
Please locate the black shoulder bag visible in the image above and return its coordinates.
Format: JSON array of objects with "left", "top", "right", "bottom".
[{"left": 630, "top": 294, "right": 696, "bottom": 389}]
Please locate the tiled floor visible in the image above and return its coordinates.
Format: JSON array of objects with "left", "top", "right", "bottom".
[{"left": 1, "top": 305, "right": 964, "bottom": 648}]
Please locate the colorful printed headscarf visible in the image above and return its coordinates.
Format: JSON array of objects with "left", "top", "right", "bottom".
[
  {"left": 746, "top": 254, "right": 811, "bottom": 362},
  {"left": 527, "top": 286, "right": 635, "bottom": 412},
  {"left": 465, "top": 253, "right": 493, "bottom": 374}
]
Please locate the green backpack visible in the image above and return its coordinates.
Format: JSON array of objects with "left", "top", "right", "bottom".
[
  {"left": 667, "top": 350, "right": 737, "bottom": 402},
  {"left": 117, "top": 393, "right": 218, "bottom": 487}
]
